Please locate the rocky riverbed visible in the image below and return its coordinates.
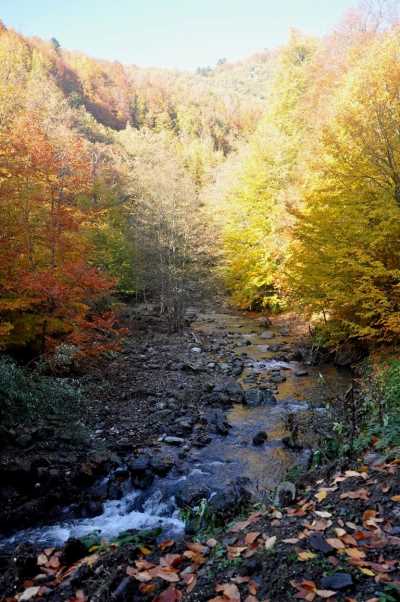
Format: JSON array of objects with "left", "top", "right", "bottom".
[{"left": 0, "top": 301, "right": 352, "bottom": 571}]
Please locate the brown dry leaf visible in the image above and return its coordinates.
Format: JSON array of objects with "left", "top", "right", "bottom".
[
  {"left": 135, "top": 559, "right": 155, "bottom": 570},
  {"left": 342, "top": 534, "right": 357, "bottom": 546},
  {"left": 297, "top": 551, "right": 317, "bottom": 561},
  {"left": 160, "top": 554, "right": 182, "bottom": 568},
  {"left": 154, "top": 586, "right": 183, "bottom": 602},
  {"left": 244, "top": 597, "right": 258, "bottom": 602},
  {"left": 48, "top": 556, "right": 61, "bottom": 570},
  {"left": 227, "top": 546, "right": 247, "bottom": 559},
  {"left": 150, "top": 566, "right": 180, "bottom": 583},
  {"left": 391, "top": 495, "right": 400, "bottom": 502},
  {"left": 229, "top": 513, "right": 262, "bottom": 533},
  {"left": 186, "top": 542, "right": 209, "bottom": 555},
  {"left": 216, "top": 582, "right": 241, "bottom": 602},
  {"left": 159, "top": 540, "right": 175, "bottom": 551},
  {"left": 182, "top": 572, "right": 197, "bottom": 593},
  {"left": 340, "top": 489, "right": 369, "bottom": 501},
  {"left": 345, "top": 547, "right": 366, "bottom": 560},
  {"left": 139, "top": 583, "right": 157, "bottom": 595},
  {"left": 183, "top": 550, "right": 206, "bottom": 565},
  {"left": 248, "top": 580, "right": 258, "bottom": 595},
  {"left": 326, "top": 538, "right": 346, "bottom": 550},
  {"left": 129, "top": 569, "right": 152, "bottom": 582},
  {"left": 315, "top": 590, "right": 336, "bottom": 598},
  {"left": 245, "top": 532, "right": 261, "bottom": 545}
]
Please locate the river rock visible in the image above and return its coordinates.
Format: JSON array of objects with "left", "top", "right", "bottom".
[
  {"left": 209, "top": 409, "right": 231, "bottom": 435},
  {"left": 320, "top": 573, "right": 353, "bottom": 590},
  {"left": 295, "top": 369, "right": 309, "bottom": 377},
  {"left": 163, "top": 436, "right": 185, "bottom": 446},
  {"left": 212, "top": 378, "right": 244, "bottom": 404},
  {"left": 253, "top": 431, "right": 268, "bottom": 446},
  {"left": 61, "top": 538, "right": 88, "bottom": 565},
  {"left": 274, "top": 481, "right": 296, "bottom": 506},
  {"left": 175, "top": 482, "right": 210, "bottom": 507},
  {"left": 128, "top": 457, "right": 154, "bottom": 489},
  {"left": 208, "top": 477, "right": 251, "bottom": 519},
  {"left": 245, "top": 388, "right": 277, "bottom": 406},
  {"left": 150, "top": 455, "right": 175, "bottom": 476},
  {"left": 270, "top": 371, "right": 286, "bottom": 383},
  {"left": 260, "top": 330, "right": 274, "bottom": 339},
  {"left": 308, "top": 533, "right": 334, "bottom": 555},
  {"left": 14, "top": 542, "right": 38, "bottom": 579}
]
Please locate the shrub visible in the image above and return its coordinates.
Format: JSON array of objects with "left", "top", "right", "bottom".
[{"left": 0, "top": 355, "right": 84, "bottom": 427}]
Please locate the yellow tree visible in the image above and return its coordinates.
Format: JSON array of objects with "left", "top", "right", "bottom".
[{"left": 286, "top": 30, "right": 400, "bottom": 342}]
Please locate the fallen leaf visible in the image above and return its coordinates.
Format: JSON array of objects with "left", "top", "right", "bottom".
[
  {"left": 150, "top": 567, "right": 180, "bottom": 582},
  {"left": 264, "top": 536, "right": 277, "bottom": 550},
  {"left": 315, "top": 590, "right": 336, "bottom": 598},
  {"left": 314, "top": 511, "right": 332, "bottom": 518},
  {"left": 298, "top": 551, "right": 317, "bottom": 561},
  {"left": 340, "top": 489, "right": 369, "bottom": 501},
  {"left": 315, "top": 490, "right": 328, "bottom": 502},
  {"left": 154, "top": 586, "right": 182, "bottom": 602},
  {"left": 391, "top": 495, "right": 400, "bottom": 502},
  {"left": 360, "top": 568, "right": 375, "bottom": 576},
  {"left": 245, "top": 532, "right": 261, "bottom": 545},
  {"left": 216, "top": 582, "right": 241, "bottom": 602},
  {"left": 345, "top": 547, "right": 366, "bottom": 560},
  {"left": 326, "top": 538, "right": 346, "bottom": 550}
]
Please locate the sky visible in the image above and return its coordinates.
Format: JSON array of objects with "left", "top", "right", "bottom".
[{"left": 1, "top": 0, "right": 356, "bottom": 71}]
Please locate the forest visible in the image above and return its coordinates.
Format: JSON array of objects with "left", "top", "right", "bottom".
[{"left": 1, "top": 1, "right": 400, "bottom": 601}]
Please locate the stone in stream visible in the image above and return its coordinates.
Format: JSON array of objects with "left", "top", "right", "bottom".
[
  {"left": 209, "top": 409, "right": 231, "bottom": 436},
  {"left": 260, "top": 330, "right": 274, "bottom": 339},
  {"left": 211, "top": 378, "right": 245, "bottom": 404},
  {"left": 253, "top": 431, "right": 268, "bottom": 446},
  {"left": 244, "top": 388, "right": 277, "bottom": 406},
  {"left": 270, "top": 371, "right": 286, "bottom": 384},
  {"left": 294, "top": 369, "right": 309, "bottom": 377},
  {"left": 150, "top": 455, "right": 175, "bottom": 476},
  {"left": 163, "top": 436, "right": 185, "bottom": 446},
  {"left": 128, "top": 457, "right": 154, "bottom": 489},
  {"left": 208, "top": 477, "right": 252, "bottom": 519}
]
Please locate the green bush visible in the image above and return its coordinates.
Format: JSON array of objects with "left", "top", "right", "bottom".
[
  {"left": 358, "top": 358, "right": 400, "bottom": 451},
  {"left": 0, "top": 355, "right": 84, "bottom": 426}
]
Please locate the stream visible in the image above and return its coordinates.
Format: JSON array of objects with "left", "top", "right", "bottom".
[{"left": 0, "top": 310, "right": 351, "bottom": 552}]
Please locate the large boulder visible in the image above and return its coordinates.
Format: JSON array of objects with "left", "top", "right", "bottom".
[{"left": 208, "top": 477, "right": 252, "bottom": 519}]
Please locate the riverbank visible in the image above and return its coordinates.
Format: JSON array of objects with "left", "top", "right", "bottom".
[{"left": 0, "top": 300, "right": 357, "bottom": 600}]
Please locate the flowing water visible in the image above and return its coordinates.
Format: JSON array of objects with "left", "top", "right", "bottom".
[{"left": 0, "top": 310, "right": 351, "bottom": 551}]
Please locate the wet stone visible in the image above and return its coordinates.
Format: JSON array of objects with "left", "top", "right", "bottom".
[
  {"left": 253, "top": 431, "right": 268, "bottom": 446},
  {"left": 320, "top": 573, "right": 353, "bottom": 590},
  {"left": 308, "top": 533, "right": 334, "bottom": 555}
]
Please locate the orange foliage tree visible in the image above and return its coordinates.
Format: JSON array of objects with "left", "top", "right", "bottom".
[{"left": 0, "top": 115, "right": 121, "bottom": 355}]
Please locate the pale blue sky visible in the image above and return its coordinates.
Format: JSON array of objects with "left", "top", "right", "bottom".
[{"left": 1, "top": 0, "right": 356, "bottom": 70}]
